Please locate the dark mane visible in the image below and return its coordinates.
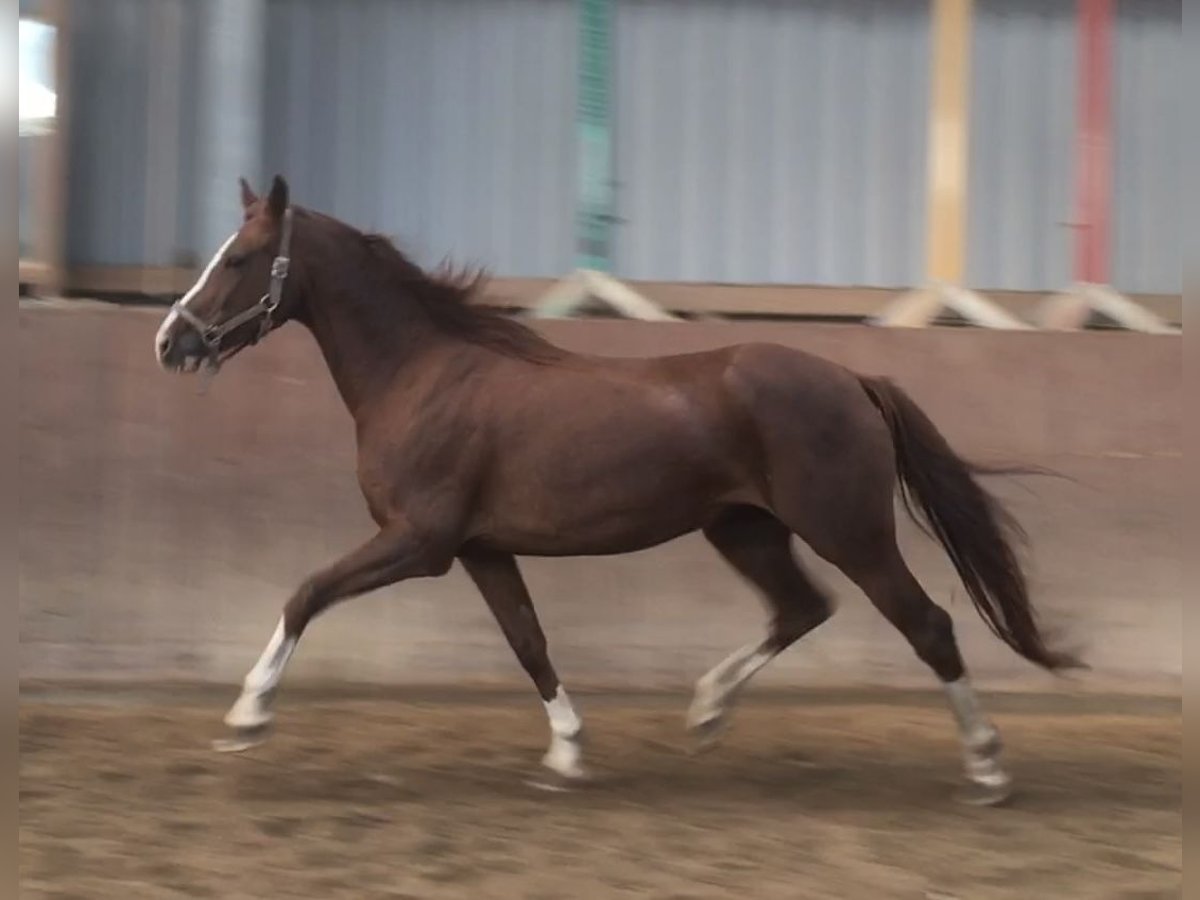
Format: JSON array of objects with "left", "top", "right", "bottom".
[{"left": 357, "top": 231, "right": 566, "bottom": 365}]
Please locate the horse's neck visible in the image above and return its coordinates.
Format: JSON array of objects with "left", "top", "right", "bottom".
[{"left": 298, "top": 238, "right": 446, "bottom": 419}]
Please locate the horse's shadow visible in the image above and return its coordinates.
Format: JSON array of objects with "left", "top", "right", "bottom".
[{"left": 223, "top": 742, "right": 1177, "bottom": 817}]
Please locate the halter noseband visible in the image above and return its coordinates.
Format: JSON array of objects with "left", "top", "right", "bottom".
[{"left": 171, "top": 206, "right": 294, "bottom": 371}]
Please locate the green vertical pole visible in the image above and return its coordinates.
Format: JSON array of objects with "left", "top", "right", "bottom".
[{"left": 575, "top": 0, "right": 614, "bottom": 272}]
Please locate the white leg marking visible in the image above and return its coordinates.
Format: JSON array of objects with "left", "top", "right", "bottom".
[
  {"left": 688, "top": 641, "right": 775, "bottom": 730},
  {"left": 541, "top": 686, "right": 585, "bottom": 779},
  {"left": 944, "top": 677, "right": 997, "bottom": 749},
  {"left": 155, "top": 232, "right": 238, "bottom": 364},
  {"left": 224, "top": 618, "right": 296, "bottom": 730},
  {"left": 943, "top": 677, "right": 1010, "bottom": 791}
]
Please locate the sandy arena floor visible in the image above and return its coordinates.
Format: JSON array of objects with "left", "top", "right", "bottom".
[{"left": 19, "top": 693, "right": 1180, "bottom": 900}]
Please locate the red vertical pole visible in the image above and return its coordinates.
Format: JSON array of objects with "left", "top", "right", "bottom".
[{"left": 1074, "top": 0, "right": 1114, "bottom": 284}]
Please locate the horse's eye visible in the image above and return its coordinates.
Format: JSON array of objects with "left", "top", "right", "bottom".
[{"left": 225, "top": 254, "right": 246, "bottom": 270}]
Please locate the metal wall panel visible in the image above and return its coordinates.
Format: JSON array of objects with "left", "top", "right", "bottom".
[
  {"left": 965, "top": 0, "right": 1076, "bottom": 292},
  {"left": 1112, "top": 0, "right": 1180, "bottom": 294},
  {"left": 62, "top": 0, "right": 575, "bottom": 277},
  {"left": 612, "top": 0, "right": 931, "bottom": 287},
  {"left": 261, "top": 0, "right": 578, "bottom": 277},
  {"left": 54, "top": 0, "right": 1182, "bottom": 293},
  {"left": 966, "top": 0, "right": 1180, "bottom": 295},
  {"left": 60, "top": 0, "right": 204, "bottom": 268},
  {"left": 62, "top": 0, "right": 154, "bottom": 266}
]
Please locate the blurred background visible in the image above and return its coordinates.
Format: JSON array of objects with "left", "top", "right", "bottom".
[
  {"left": 19, "top": 1, "right": 1181, "bottom": 898},
  {"left": 18, "top": 0, "right": 1181, "bottom": 302}
]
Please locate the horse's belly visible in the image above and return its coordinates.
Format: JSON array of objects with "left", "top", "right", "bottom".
[
  {"left": 470, "top": 372, "right": 757, "bottom": 555},
  {"left": 474, "top": 472, "right": 742, "bottom": 557}
]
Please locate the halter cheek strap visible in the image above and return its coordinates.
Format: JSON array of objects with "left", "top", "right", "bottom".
[{"left": 172, "top": 207, "right": 294, "bottom": 370}]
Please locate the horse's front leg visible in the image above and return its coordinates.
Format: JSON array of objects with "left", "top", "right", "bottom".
[
  {"left": 214, "top": 521, "right": 454, "bottom": 751},
  {"left": 458, "top": 546, "right": 587, "bottom": 788}
]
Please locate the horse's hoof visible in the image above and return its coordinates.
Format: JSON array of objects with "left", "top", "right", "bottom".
[
  {"left": 686, "top": 715, "right": 727, "bottom": 754},
  {"left": 223, "top": 694, "right": 274, "bottom": 732},
  {"left": 211, "top": 724, "right": 272, "bottom": 754},
  {"left": 524, "top": 767, "right": 592, "bottom": 793},
  {"left": 955, "top": 777, "right": 1014, "bottom": 807}
]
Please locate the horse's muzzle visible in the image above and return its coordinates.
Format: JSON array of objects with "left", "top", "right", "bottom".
[{"left": 155, "top": 313, "right": 211, "bottom": 373}]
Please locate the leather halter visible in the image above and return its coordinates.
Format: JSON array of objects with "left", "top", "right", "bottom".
[{"left": 171, "top": 207, "right": 294, "bottom": 372}]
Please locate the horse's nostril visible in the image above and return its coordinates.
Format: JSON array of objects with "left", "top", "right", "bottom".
[{"left": 156, "top": 334, "right": 173, "bottom": 362}]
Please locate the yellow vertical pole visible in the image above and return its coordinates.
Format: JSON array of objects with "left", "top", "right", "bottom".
[{"left": 924, "top": 0, "right": 973, "bottom": 284}]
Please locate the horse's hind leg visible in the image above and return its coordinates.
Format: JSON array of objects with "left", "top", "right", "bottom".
[
  {"left": 458, "top": 545, "right": 587, "bottom": 788},
  {"left": 832, "top": 541, "right": 1012, "bottom": 805},
  {"left": 688, "top": 506, "right": 833, "bottom": 749},
  {"left": 794, "top": 513, "right": 1011, "bottom": 805}
]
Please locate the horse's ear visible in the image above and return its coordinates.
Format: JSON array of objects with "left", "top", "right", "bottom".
[
  {"left": 267, "top": 175, "right": 289, "bottom": 220},
  {"left": 239, "top": 176, "right": 258, "bottom": 209}
]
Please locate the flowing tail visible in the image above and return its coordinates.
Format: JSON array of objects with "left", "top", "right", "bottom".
[{"left": 858, "top": 376, "right": 1082, "bottom": 672}]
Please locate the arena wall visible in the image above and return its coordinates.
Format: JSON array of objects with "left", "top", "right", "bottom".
[{"left": 19, "top": 304, "right": 1181, "bottom": 695}]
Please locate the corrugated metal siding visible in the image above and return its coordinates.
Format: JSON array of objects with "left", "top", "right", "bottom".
[
  {"left": 1112, "top": 0, "right": 1180, "bottom": 294},
  {"left": 53, "top": 0, "right": 1181, "bottom": 293},
  {"left": 193, "top": 0, "right": 268, "bottom": 261},
  {"left": 262, "top": 0, "right": 577, "bottom": 277},
  {"left": 171, "top": 1, "right": 206, "bottom": 266},
  {"left": 62, "top": 0, "right": 575, "bottom": 276},
  {"left": 63, "top": 0, "right": 154, "bottom": 266},
  {"left": 612, "top": 0, "right": 931, "bottom": 287},
  {"left": 63, "top": 0, "right": 205, "bottom": 268},
  {"left": 965, "top": 0, "right": 1076, "bottom": 292},
  {"left": 966, "top": 0, "right": 1181, "bottom": 295}
]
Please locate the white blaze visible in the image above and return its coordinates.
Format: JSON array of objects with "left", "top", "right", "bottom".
[{"left": 155, "top": 232, "right": 238, "bottom": 364}]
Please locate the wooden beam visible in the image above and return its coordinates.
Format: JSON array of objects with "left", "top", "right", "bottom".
[
  {"left": 575, "top": 0, "right": 615, "bottom": 272},
  {"left": 21, "top": 1, "right": 68, "bottom": 296},
  {"left": 924, "top": 0, "right": 974, "bottom": 284},
  {"left": 19, "top": 260, "right": 51, "bottom": 283},
  {"left": 1073, "top": 0, "right": 1115, "bottom": 284}
]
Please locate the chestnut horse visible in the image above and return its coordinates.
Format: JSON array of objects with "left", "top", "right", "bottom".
[{"left": 155, "top": 176, "right": 1078, "bottom": 804}]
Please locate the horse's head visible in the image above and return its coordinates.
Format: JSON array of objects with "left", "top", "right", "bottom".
[{"left": 155, "top": 175, "right": 300, "bottom": 374}]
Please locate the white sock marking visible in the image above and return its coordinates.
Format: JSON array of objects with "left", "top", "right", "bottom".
[
  {"left": 690, "top": 641, "right": 776, "bottom": 726},
  {"left": 944, "top": 676, "right": 1009, "bottom": 788},
  {"left": 541, "top": 686, "right": 584, "bottom": 778},
  {"left": 243, "top": 618, "right": 296, "bottom": 694},
  {"left": 225, "top": 617, "right": 295, "bottom": 730},
  {"left": 944, "top": 677, "right": 989, "bottom": 742}
]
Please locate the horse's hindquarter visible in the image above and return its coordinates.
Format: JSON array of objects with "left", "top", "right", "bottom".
[
  {"left": 719, "top": 342, "right": 898, "bottom": 538},
  {"left": 468, "top": 350, "right": 759, "bottom": 556}
]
